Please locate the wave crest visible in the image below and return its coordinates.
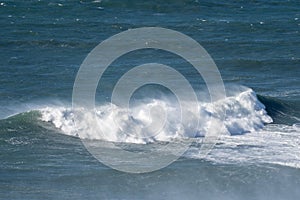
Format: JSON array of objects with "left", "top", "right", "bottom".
[{"left": 40, "top": 88, "right": 272, "bottom": 143}]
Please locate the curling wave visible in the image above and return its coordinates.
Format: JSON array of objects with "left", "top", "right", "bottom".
[{"left": 39, "top": 88, "right": 272, "bottom": 143}]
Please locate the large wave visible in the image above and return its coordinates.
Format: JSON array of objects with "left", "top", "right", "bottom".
[
  {"left": 39, "top": 87, "right": 272, "bottom": 143},
  {"left": 2, "top": 86, "right": 300, "bottom": 169}
]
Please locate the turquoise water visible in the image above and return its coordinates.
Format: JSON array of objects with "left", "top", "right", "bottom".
[{"left": 1, "top": 0, "right": 300, "bottom": 199}]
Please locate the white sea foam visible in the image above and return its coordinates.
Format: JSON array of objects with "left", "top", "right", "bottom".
[
  {"left": 38, "top": 88, "right": 300, "bottom": 169},
  {"left": 40, "top": 88, "right": 272, "bottom": 143},
  {"left": 187, "top": 124, "right": 300, "bottom": 169}
]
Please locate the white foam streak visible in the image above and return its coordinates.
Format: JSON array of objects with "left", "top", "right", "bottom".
[{"left": 187, "top": 124, "right": 300, "bottom": 169}]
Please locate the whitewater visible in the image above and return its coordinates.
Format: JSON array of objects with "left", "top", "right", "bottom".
[{"left": 2, "top": 86, "right": 296, "bottom": 169}]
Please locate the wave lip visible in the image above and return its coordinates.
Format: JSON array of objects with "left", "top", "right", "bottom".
[{"left": 40, "top": 88, "right": 272, "bottom": 143}]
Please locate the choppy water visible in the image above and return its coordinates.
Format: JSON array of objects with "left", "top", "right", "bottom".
[{"left": 1, "top": 0, "right": 300, "bottom": 199}]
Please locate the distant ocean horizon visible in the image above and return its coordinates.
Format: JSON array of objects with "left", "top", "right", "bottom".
[{"left": 1, "top": 0, "right": 300, "bottom": 199}]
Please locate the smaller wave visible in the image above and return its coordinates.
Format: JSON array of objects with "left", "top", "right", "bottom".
[{"left": 40, "top": 88, "right": 272, "bottom": 143}]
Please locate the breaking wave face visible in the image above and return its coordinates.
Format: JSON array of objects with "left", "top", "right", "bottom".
[
  {"left": 40, "top": 87, "right": 272, "bottom": 144},
  {"left": 3, "top": 86, "right": 300, "bottom": 169}
]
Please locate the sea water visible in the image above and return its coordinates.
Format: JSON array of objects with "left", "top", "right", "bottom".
[{"left": 1, "top": 0, "right": 300, "bottom": 199}]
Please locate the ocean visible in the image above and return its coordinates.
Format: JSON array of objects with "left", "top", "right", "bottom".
[{"left": 1, "top": 0, "right": 300, "bottom": 199}]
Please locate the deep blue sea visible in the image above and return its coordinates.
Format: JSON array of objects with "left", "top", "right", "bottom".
[{"left": 1, "top": 0, "right": 300, "bottom": 199}]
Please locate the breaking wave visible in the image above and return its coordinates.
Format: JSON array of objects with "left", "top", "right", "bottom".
[{"left": 39, "top": 87, "right": 272, "bottom": 143}]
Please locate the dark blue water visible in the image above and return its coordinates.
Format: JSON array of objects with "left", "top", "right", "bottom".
[{"left": 1, "top": 0, "right": 300, "bottom": 199}]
